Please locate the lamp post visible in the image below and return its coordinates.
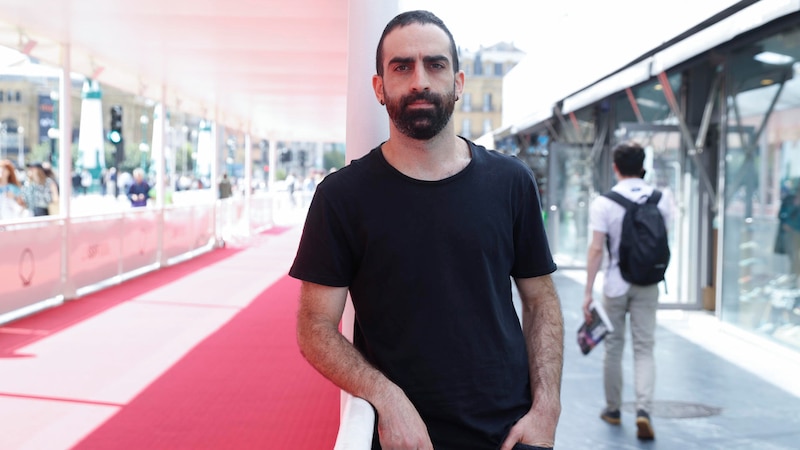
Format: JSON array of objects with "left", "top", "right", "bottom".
[
  {"left": 0, "top": 122, "right": 6, "bottom": 161},
  {"left": 139, "top": 114, "right": 150, "bottom": 170},
  {"left": 17, "top": 126, "right": 24, "bottom": 168},
  {"left": 48, "top": 90, "right": 59, "bottom": 166}
]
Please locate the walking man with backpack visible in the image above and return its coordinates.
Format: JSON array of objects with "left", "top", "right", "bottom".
[{"left": 583, "top": 141, "right": 673, "bottom": 441}]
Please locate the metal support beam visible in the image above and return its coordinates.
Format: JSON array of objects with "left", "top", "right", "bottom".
[{"left": 657, "top": 71, "right": 719, "bottom": 210}]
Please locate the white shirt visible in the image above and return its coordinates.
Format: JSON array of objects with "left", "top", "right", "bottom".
[{"left": 588, "top": 178, "right": 674, "bottom": 297}]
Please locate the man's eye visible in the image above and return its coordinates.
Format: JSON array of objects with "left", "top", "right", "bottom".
[
  {"left": 430, "top": 63, "right": 445, "bottom": 70},
  {"left": 395, "top": 64, "right": 410, "bottom": 71}
]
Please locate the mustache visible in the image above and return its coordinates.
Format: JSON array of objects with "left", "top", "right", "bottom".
[{"left": 401, "top": 91, "right": 442, "bottom": 108}]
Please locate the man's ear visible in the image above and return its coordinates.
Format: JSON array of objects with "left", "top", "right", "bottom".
[
  {"left": 372, "top": 75, "right": 385, "bottom": 105},
  {"left": 455, "top": 70, "right": 465, "bottom": 101}
]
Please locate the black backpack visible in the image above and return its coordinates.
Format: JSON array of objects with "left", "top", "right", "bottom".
[{"left": 603, "top": 190, "right": 670, "bottom": 286}]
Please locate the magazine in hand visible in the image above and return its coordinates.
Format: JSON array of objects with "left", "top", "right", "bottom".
[{"left": 577, "top": 301, "right": 614, "bottom": 355}]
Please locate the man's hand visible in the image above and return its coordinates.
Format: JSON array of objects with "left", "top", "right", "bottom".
[
  {"left": 375, "top": 388, "right": 433, "bottom": 449},
  {"left": 499, "top": 410, "right": 555, "bottom": 450},
  {"left": 582, "top": 295, "right": 593, "bottom": 324}
]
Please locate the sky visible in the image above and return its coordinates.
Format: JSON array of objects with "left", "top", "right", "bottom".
[
  {"left": 399, "top": 0, "right": 568, "bottom": 52},
  {"left": 399, "top": 0, "right": 743, "bottom": 55}
]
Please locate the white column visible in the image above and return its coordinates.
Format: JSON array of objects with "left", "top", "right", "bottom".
[
  {"left": 340, "top": 0, "right": 398, "bottom": 415},
  {"left": 244, "top": 131, "right": 252, "bottom": 234},
  {"left": 156, "top": 86, "right": 168, "bottom": 267},
  {"left": 155, "top": 88, "right": 167, "bottom": 209},
  {"left": 59, "top": 42, "right": 75, "bottom": 299},
  {"left": 268, "top": 138, "right": 277, "bottom": 191},
  {"left": 210, "top": 110, "right": 219, "bottom": 200},
  {"left": 346, "top": 0, "right": 395, "bottom": 163}
]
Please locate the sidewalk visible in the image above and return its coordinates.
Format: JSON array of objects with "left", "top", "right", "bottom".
[{"left": 553, "top": 269, "right": 800, "bottom": 449}]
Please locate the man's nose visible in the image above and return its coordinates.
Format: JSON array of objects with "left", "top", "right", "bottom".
[{"left": 410, "top": 66, "right": 431, "bottom": 91}]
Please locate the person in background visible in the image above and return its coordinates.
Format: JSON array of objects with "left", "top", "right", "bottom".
[
  {"left": 0, "top": 159, "right": 26, "bottom": 219},
  {"left": 23, "top": 162, "right": 58, "bottom": 217},
  {"left": 290, "top": 10, "right": 562, "bottom": 450},
  {"left": 41, "top": 161, "right": 60, "bottom": 196},
  {"left": 218, "top": 173, "right": 233, "bottom": 199},
  {"left": 582, "top": 141, "right": 672, "bottom": 441},
  {"left": 107, "top": 167, "right": 118, "bottom": 197},
  {"left": 285, "top": 172, "right": 296, "bottom": 206},
  {"left": 778, "top": 180, "right": 800, "bottom": 280},
  {"left": 127, "top": 168, "right": 150, "bottom": 207}
]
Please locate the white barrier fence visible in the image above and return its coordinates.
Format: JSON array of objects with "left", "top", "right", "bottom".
[
  {"left": 0, "top": 192, "right": 274, "bottom": 323},
  {"left": 334, "top": 394, "right": 375, "bottom": 450}
]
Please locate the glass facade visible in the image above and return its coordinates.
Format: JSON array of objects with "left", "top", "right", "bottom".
[
  {"left": 548, "top": 108, "right": 595, "bottom": 267},
  {"left": 722, "top": 24, "right": 800, "bottom": 351}
]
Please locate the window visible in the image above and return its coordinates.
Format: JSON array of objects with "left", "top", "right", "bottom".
[
  {"left": 461, "top": 119, "right": 472, "bottom": 138},
  {"left": 483, "top": 118, "right": 493, "bottom": 135},
  {"left": 461, "top": 92, "right": 472, "bottom": 112},
  {"left": 473, "top": 54, "right": 483, "bottom": 76},
  {"left": 483, "top": 93, "right": 493, "bottom": 112},
  {"left": 494, "top": 63, "right": 504, "bottom": 76}
]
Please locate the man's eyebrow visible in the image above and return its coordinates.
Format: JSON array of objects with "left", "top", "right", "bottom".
[
  {"left": 387, "top": 56, "right": 414, "bottom": 66},
  {"left": 387, "top": 55, "right": 450, "bottom": 66},
  {"left": 423, "top": 55, "right": 449, "bottom": 65}
]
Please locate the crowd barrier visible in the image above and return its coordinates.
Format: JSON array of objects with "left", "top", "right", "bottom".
[
  {"left": 0, "top": 192, "right": 274, "bottom": 324},
  {"left": 334, "top": 394, "right": 375, "bottom": 450}
]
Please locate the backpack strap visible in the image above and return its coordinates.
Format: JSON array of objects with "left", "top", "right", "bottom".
[
  {"left": 602, "top": 191, "right": 635, "bottom": 209},
  {"left": 604, "top": 189, "right": 662, "bottom": 207},
  {"left": 646, "top": 190, "right": 662, "bottom": 204}
]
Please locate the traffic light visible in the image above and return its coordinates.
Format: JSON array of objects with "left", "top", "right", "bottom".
[
  {"left": 298, "top": 150, "right": 307, "bottom": 167},
  {"left": 109, "top": 105, "right": 123, "bottom": 144}
]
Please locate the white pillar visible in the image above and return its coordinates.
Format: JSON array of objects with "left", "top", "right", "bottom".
[
  {"left": 210, "top": 110, "right": 219, "bottom": 199},
  {"left": 340, "top": 0, "right": 399, "bottom": 414},
  {"left": 268, "top": 138, "right": 277, "bottom": 191},
  {"left": 244, "top": 131, "right": 252, "bottom": 234},
  {"left": 345, "top": 0, "right": 395, "bottom": 163},
  {"left": 156, "top": 86, "right": 168, "bottom": 266},
  {"left": 58, "top": 45, "right": 73, "bottom": 215},
  {"left": 59, "top": 42, "right": 76, "bottom": 299},
  {"left": 155, "top": 90, "right": 167, "bottom": 209}
]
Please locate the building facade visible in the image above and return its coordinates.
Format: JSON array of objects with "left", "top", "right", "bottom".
[
  {"left": 455, "top": 43, "right": 525, "bottom": 140},
  {"left": 494, "top": 0, "right": 800, "bottom": 355}
]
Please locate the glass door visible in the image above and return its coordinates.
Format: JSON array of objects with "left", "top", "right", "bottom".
[
  {"left": 620, "top": 123, "right": 700, "bottom": 307},
  {"left": 549, "top": 142, "right": 593, "bottom": 268}
]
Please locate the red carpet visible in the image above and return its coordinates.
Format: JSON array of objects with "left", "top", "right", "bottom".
[
  {"left": 71, "top": 275, "right": 339, "bottom": 449},
  {"left": 0, "top": 247, "right": 241, "bottom": 358}
]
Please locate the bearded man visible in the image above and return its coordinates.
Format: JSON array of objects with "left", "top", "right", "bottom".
[{"left": 290, "top": 10, "right": 563, "bottom": 450}]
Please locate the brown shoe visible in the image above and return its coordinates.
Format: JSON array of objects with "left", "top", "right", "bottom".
[
  {"left": 600, "top": 408, "right": 621, "bottom": 425},
  {"left": 636, "top": 410, "right": 655, "bottom": 440}
]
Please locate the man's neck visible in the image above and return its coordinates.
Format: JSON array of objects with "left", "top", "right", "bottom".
[{"left": 381, "top": 127, "right": 470, "bottom": 181}]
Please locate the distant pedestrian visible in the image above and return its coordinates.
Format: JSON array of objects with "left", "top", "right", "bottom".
[
  {"left": 285, "top": 172, "right": 296, "bottom": 206},
  {"left": 127, "top": 168, "right": 150, "bottom": 207},
  {"left": 0, "top": 159, "right": 26, "bottom": 219},
  {"left": 218, "top": 173, "right": 233, "bottom": 199},
  {"left": 107, "top": 167, "right": 118, "bottom": 197},
  {"left": 23, "top": 162, "right": 58, "bottom": 216},
  {"left": 582, "top": 141, "right": 673, "bottom": 441}
]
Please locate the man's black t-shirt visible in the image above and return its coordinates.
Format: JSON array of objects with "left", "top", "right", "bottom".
[{"left": 289, "top": 140, "right": 556, "bottom": 449}]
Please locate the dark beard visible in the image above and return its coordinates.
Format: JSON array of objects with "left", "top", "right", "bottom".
[{"left": 384, "top": 88, "right": 455, "bottom": 140}]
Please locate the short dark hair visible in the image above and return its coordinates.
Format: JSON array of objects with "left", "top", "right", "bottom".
[
  {"left": 612, "top": 141, "right": 646, "bottom": 177},
  {"left": 375, "top": 10, "right": 459, "bottom": 77}
]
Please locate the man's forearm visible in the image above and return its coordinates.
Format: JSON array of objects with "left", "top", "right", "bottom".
[
  {"left": 297, "top": 311, "right": 401, "bottom": 410},
  {"left": 585, "top": 244, "right": 604, "bottom": 297},
  {"left": 522, "top": 277, "right": 564, "bottom": 429}
]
